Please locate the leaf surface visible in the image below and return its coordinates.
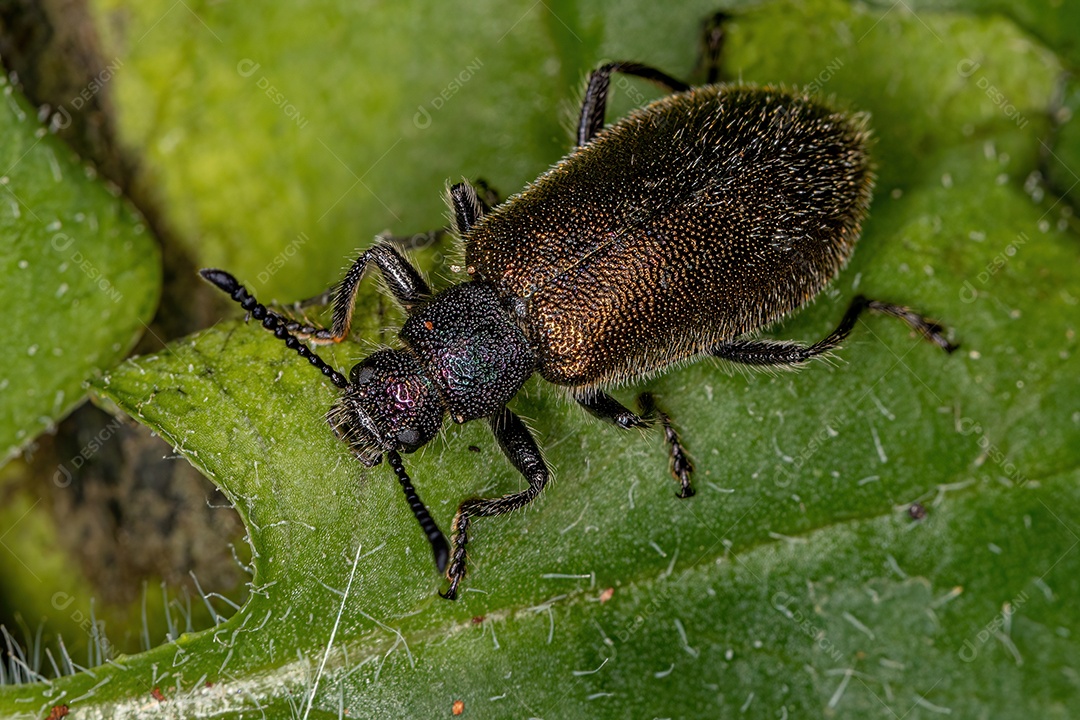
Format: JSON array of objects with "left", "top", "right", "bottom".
[{"left": 2, "top": 0, "right": 1077, "bottom": 717}]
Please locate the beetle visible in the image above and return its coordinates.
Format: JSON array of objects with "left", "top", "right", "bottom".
[{"left": 201, "top": 28, "right": 956, "bottom": 599}]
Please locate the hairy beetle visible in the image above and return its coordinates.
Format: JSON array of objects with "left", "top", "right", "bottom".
[{"left": 201, "top": 24, "right": 956, "bottom": 599}]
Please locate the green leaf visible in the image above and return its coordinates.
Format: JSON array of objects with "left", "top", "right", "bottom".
[
  {"left": 4, "top": 0, "right": 1078, "bottom": 717},
  {"left": 0, "top": 78, "right": 160, "bottom": 462}
]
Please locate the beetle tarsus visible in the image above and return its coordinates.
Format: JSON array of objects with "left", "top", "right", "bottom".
[
  {"left": 668, "top": 432, "right": 695, "bottom": 499},
  {"left": 577, "top": 390, "right": 696, "bottom": 497},
  {"left": 577, "top": 390, "right": 649, "bottom": 429},
  {"left": 638, "top": 393, "right": 696, "bottom": 498},
  {"left": 865, "top": 298, "right": 959, "bottom": 353},
  {"left": 440, "top": 513, "right": 471, "bottom": 600}
]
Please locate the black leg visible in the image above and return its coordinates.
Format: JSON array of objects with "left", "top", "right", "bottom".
[
  {"left": 269, "top": 287, "right": 342, "bottom": 342},
  {"left": 266, "top": 292, "right": 335, "bottom": 343},
  {"left": 576, "top": 391, "right": 695, "bottom": 498},
  {"left": 441, "top": 407, "right": 549, "bottom": 600},
  {"left": 576, "top": 62, "right": 690, "bottom": 146},
  {"left": 449, "top": 181, "right": 486, "bottom": 236},
  {"left": 638, "top": 393, "right": 695, "bottom": 498},
  {"left": 275, "top": 243, "right": 432, "bottom": 344},
  {"left": 380, "top": 179, "right": 500, "bottom": 246},
  {"left": 471, "top": 177, "right": 501, "bottom": 212},
  {"left": 281, "top": 179, "right": 503, "bottom": 343},
  {"left": 283, "top": 242, "right": 433, "bottom": 345},
  {"left": 711, "top": 295, "right": 958, "bottom": 367},
  {"left": 699, "top": 11, "right": 731, "bottom": 85},
  {"left": 576, "top": 390, "right": 648, "bottom": 429}
]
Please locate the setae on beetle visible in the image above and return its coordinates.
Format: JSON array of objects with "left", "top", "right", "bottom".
[{"left": 201, "top": 25, "right": 956, "bottom": 600}]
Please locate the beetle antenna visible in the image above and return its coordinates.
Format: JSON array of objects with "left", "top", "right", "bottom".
[
  {"left": 199, "top": 269, "right": 349, "bottom": 390},
  {"left": 386, "top": 450, "right": 450, "bottom": 573}
]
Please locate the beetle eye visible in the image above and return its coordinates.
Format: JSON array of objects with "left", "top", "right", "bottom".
[
  {"left": 397, "top": 429, "right": 420, "bottom": 447},
  {"left": 352, "top": 365, "right": 375, "bottom": 385}
]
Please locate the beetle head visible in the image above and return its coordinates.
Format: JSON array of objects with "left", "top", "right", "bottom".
[{"left": 328, "top": 348, "right": 446, "bottom": 466}]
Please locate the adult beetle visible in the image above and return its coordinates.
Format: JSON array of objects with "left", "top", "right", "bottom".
[{"left": 202, "top": 31, "right": 956, "bottom": 599}]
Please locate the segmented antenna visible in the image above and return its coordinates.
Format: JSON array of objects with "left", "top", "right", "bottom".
[
  {"left": 199, "top": 269, "right": 349, "bottom": 389},
  {"left": 201, "top": 269, "right": 449, "bottom": 572},
  {"left": 387, "top": 450, "right": 450, "bottom": 572}
]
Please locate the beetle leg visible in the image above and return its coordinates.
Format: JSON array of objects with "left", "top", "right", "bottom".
[
  {"left": 269, "top": 240, "right": 433, "bottom": 332},
  {"left": 576, "top": 62, "right": 689, "bottom": 146},
  {"left": 711, "top": 295, "right": 958, "bottom": 366},
  {"left": 448, "top": 178, "right": 503, "bottom": 235},
  {"left": 449, "top": 181, "right": 486, "bottom": 235},
  {"left": 699, "top": 11, "right": 732, "bottom": 85},
  {"left": 576, "top": 390, "right": 649, "bottom": 429},
  {"left": 268, "top": 288, "right": 340, "bottom": 341},
  {"left": 471, "top": 177, "right": 502, "bottom": 211},
  {"left": 288, "top": 241, "right": 433, "bottom": 345},
  {"left": 441, "top": 407, "right": 550, "bottom": 600},
  {"left": 267, "top": 299, "right": 333, "bottom": 342},
  {"left": 277, "top": 287, "right": 335, "bottom": 312},
  {"left": 637, "top": 393, "right": 695, "bottom": 498},
  {"left": 378, "top": 178, "right": 500, "bottom": 246},
  {"left": 576, "top": 391, "right": 695, "bottom": 498}
]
